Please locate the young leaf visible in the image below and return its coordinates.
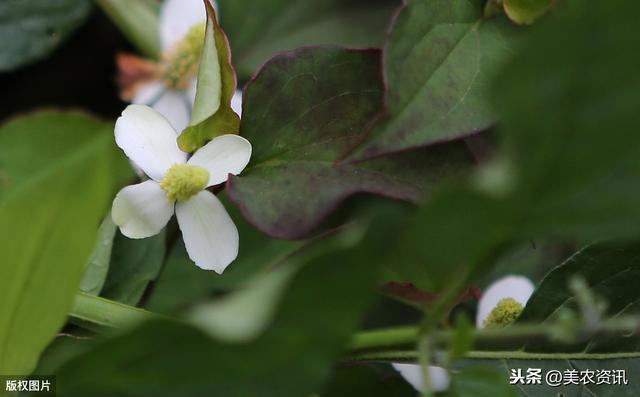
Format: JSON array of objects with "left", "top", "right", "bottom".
[
  {"left": 0, "top": 112, "right": 125, "bottom": 374},
  {"left": 96, "top": 0, "right": 161, "bottom": 59},
  {"left": 503, "top": 0, "right": 557, "bottom": 25},
  {"left": 178, "top": 0, "right": 240, "bottom": 152},
  {"left": 0, "top": 0, "right": 92, "bottom": 71},
  {"left": 348, "top": 0, "right": 518, "bottom": 161},
  {"left": 227, "top": 47, "right": 475, "bottom": 239},
  {"left": 219, "top": 0, "right": 400, "bottom": 79}
]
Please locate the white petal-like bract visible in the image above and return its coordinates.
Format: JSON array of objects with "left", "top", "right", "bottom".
[
  {"left": 175, "top": 191, "right": 239, "bottom": 273},
  {"left": 476, "top": 275, "right": 535, "bottom": 328},
  {"left": 392, "top": 363, "right": 450, "bottom": 393},
  {"left": 151, "top": 90, "right": 192, "bottom": 133},
  {"left": 115, "top": 105, "right": 187, "bottom": 181},
  {"left": 159, "top": 0, "right": 210, "bottom": 51},
  {"left": 231, "top": 89, "right": 243, "bottom": 117},
  {"left": 187, "top": 134, "right": 252, "bottom": 187},
  {"left": 132, "top": 80, "right": 165, "bottom": 104},
  {"left": 112, "top": 180, "right": 175, "bottom": 239}
]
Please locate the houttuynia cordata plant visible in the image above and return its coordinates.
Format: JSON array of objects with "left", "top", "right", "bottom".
[{"left": 1, "top": 0, "right": 640, "bottom": 396}]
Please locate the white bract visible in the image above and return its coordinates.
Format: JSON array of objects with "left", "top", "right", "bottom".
[
  {"left": 111, "top": 105, "right": 252, "bottom": 273},
  {"left": 392, "top": 275, "right": 535, "bottom": 393},
  {"left": 126, "top": 0, "right": 242, "bottom": 131}
]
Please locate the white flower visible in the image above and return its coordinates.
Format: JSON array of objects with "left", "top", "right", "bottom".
[
  {"left": 111, "top": 105, "right": 252, "bottom": 273},
  {"left": 392, "top": 275, "right": 535, "bottom": 393},
  {"left": 118, "top": 0, "right": 243, "bottom": 132},
  {"left": 392, "top": 363, "right": 450, "bottom": 393}
]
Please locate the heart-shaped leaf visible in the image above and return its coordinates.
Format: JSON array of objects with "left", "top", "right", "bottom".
[
  {"left": 227, "top": 46, "right": 475, "bottom": 239},
  {"left": 348, "top": 0, "right": 518, "bottom": 161}
]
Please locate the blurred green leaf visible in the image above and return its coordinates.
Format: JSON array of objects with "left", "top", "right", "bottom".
[
  {"left": 0, "top": 0, "right": 92, "bottom": 71},
  {"left": 227, "top": 46, "right": 474, "bottom": 239},
  {"left": 492, "top": 0, "right": 640, "bottom": 241},
  {"left": 80, "top": 213, "right": 117, "bottom": 296},
  {"left": 503, "top": 0, "right": 556, "bottom": 25},
  {"left": 178, "top": 1, "right": 240, "bottom": 151},
  {"left": 518, "top": 241, "right": 640, "bottom": 353},
  {"left": 322, "top": 365, "right": 415, "bottom": 396},
  {"left": 219, "top": 0, "right": 400, "bottom": 79},
  {"left": 348, "top": 0, "right": 518, "bottom": 161},
  {"left": 99, "top": 231, "right": 166, "bottom": 306},
  {"left": 387, "top": 189, "right": 513, "bottom": 291},
  {"left": 186, "top": 259, "right": 298, "bottom": 343},
  {"left": 0, "top": 111, "right": 123, "bottom": 374},
  {"left": 96, "top": 0, "right": 161, "bottom": 59},
  {"left": 55, "top": 210, "right": 399, "bottom": 396}
]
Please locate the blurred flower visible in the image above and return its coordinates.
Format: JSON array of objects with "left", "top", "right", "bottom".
[
  {"left": 392, "top": 363, "right": 450, "bottom": 393},
  {"left": 392, "top": 275, "right": 535, "bottom": 393},
  {"left": 111, "top": 105, "right": 251, "bottom": 273},
  {"left": 116, "top": 0, "right": 243, "bottom": 131}
]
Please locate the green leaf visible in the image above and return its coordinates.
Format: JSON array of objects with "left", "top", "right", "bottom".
[
  {"left": 55, "top": 213, "right": 395, "bottom": 396},
  {"left": 518, "top": 241, "right": 640, "bottom": 353},
  {"left": 227, "top": 47, "right": 474, "bottom": 239},
  {"left": 503, "top": 0, "right": 557, "bottom": 25},
  {"left": 144, "top": 193, "right": 304, "bottom": 314},
  {"left": 0, "top": 0, "right": 92, "bottom": 71},
  {"left": 99, "top": 231, "right": 166, "bottom": 306},
  {"left": 178, "top": 1, "right": 240, "bottom": 152},
  {"left": 96, "top": 0, "right": 161, "bottom": 59},
  {"left": 451, "top": 366, "right": 518, "bottom": 397},
  {"left": 79, "top": 213, "right": 118, "bottom": 296},
  {"left": 348, "top": 0, "right": 518, "bottom": 161},
  {"left": 0, "top": 111, "right": 123, "bottom": 374},
  {"left": 219, "top": 0, "right": 400, "bottom": 79}
]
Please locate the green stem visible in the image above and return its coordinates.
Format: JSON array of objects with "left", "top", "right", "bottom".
[
  {"left": 349, "top": 316, "right": 640, "bottom": 354},
  {"left": 70, "top": 291, "right": 163, "bottom": 330},
  {"left": 349, "top": 349, "right": 640, "bottom": 362},
  {"left": 349, "top": 326, "right": 418, "bottom": 350}
]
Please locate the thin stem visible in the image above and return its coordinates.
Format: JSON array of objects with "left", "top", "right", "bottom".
[
  {"left": 418, "top": 337, "right": 433, "bottom": 397},
  {"left": 348, "top": 350, "right": 640, "bottom": 362}
]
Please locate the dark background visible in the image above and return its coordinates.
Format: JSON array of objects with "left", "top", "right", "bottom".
[{"left": 0, "top": 10, "right": 130, "bottom": 123}]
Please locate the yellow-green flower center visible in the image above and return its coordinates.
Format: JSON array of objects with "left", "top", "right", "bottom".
[
  {"left": 162, "top": 24, "right": 206, "bottom": 89},
  {"left": 483, "top": 297, "right": 523, "bottom": 328},
  {"left": 160, "top": 164, "right": 209, "bottom": 202}
]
